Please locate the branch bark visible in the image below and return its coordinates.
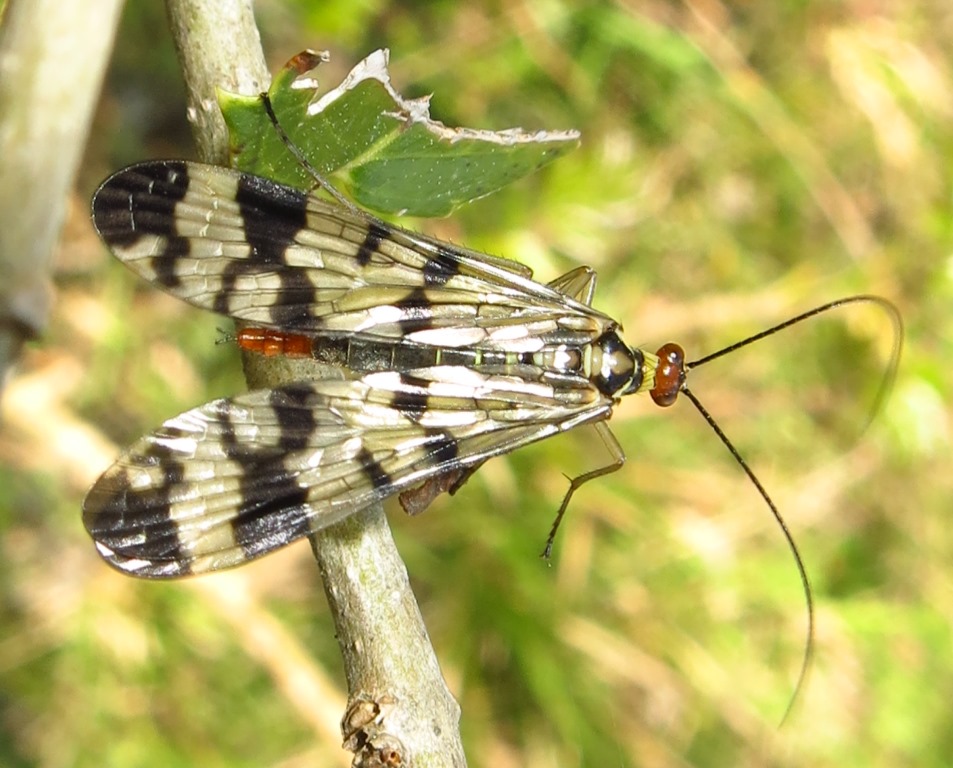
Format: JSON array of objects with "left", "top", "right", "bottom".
[
  {"left": 162, "top": 2, "right": 465, "bottom": 764},
  {"left": 165, "top": 0, "right": 269, "bottom": 163}
]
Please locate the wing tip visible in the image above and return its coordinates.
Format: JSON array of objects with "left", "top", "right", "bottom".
[
  {"left": 91, "top": 160, "right": 194, "bottom": 249},
  {"left": 93, "top": 541, "right": 192, "bottom": 580}
]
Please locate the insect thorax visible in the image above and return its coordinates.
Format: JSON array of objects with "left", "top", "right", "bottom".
[{"left": 589, "top": 330, "right": 656, "bottom": 398}]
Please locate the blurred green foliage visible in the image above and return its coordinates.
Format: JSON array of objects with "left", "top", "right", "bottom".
[{"left": 4, "top": 1, "right": 952, "bottom": 767}]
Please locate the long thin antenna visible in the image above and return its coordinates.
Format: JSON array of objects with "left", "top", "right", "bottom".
[
  {"left": 682, "top": 386, "right": 812, "bottom": 724},
  {"left": 690, "top": 295, "right": 903, "bottom": 431},
  {"left": 678, "top": 294, "right": 903, "bottom": 723}
]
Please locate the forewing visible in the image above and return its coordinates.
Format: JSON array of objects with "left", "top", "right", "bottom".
[
  {"left": 84, "top": 371, "right": 612, "bottom": 578},
  {"left": 92, "top": 161, "right": 613, "bottom": 349}
]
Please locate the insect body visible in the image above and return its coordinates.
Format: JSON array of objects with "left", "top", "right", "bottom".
[
  {"left": 86, "top": 160, "right": 687, "bottom": 579},
  {"left": 86, "top": 156, "right": 902, "bottom": 724}
]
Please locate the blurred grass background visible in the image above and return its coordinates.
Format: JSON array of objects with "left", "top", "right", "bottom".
[{"left": 2, "top": 1, "right": 951, "bottom": 766}]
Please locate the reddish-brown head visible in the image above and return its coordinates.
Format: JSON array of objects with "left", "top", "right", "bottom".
[{"left": 650, "top": 343, "right": 686, "bottom": 407}]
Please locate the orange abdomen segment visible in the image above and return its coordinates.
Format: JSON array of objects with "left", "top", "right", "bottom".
[{"left": 237, "top": 328, "right": 312, "bottom": 357}]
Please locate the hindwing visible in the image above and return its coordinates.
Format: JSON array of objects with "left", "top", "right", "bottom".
[{"left": 84, "top": 369, "right": 611, "bottom": 577}]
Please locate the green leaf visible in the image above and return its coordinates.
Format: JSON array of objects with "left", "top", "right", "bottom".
[{"left": 220, "top": 49, "right": 580, "bottom": 217}]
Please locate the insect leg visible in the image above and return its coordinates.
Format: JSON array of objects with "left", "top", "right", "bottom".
[
  {"left": 397, "top": 462, "right": 486, "bottom": 517},
  {"left": 541, "top": 421, "right": 625, "bottom": 558},
  {"left": 260, "top": 91, "right": 364, "bottom": 215}
]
